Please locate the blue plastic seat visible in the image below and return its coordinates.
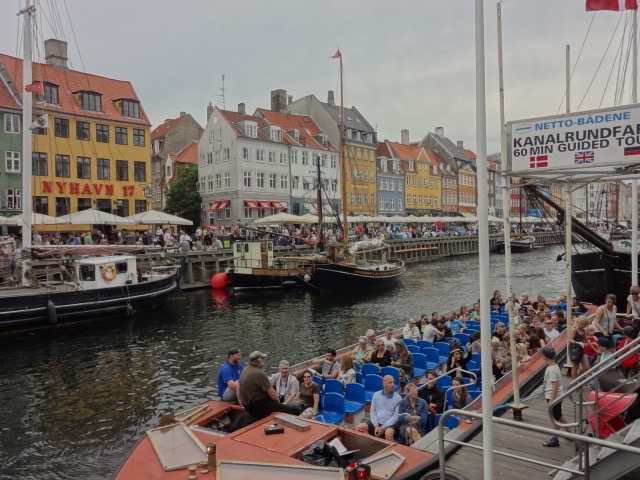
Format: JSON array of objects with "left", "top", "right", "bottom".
[
  {"left": 455, "top": 333, "right": 470, "bottom": 345},
  {"left": 417, "top": 340, "right": 433, "bottom": 351},
  {"left": 316, "top": 392, "right": 345, "bottom": 424},
  {"left": 380, "top": 366, "right": 401, "bottom": 391},
  {"left": 355, "top": 371, "right": 363, "bottom": 384},
  {"left": 312, "top": 376, "right": 324, "bottom": 393},
  {"left": 435, "top": 342, "right": 451, "bottom": 364},
  {"left": 402, "top": 338, "right": 417, "bottom": 347},
  {"left": 471, "top": 352, "right": 482, "bottom": 366},
  {"left": 363, "top": 374, "right": 383, "bottom": 403},
  {"left": 324, "top": 379, "right": 344, "bottom": 395},
  {"left": 436, "top": 375, "right": 452, "bottom": 390},
  {"left": 353, "top": 361, "right": 362, "bottom": 373},
  {"left": 412, "top": 353, "right": 427, "bottom": 380},
  {"left": 407, "top": 344, "right": 421, "bottom": 354},
  {"left": 435, "top": 414, "right": 461, "bottom": 430},
  {"left": 344, "top": 383, "right": 366, "bottom": 416},
  {"left": 422, "top": 348, "right": 440, "bottom": 371},
  {"left": 361, "top": 363, "right": 380, "bottom": 378},
  {"left": 468, "top": 389, "right": 482, "bottom": 401}
]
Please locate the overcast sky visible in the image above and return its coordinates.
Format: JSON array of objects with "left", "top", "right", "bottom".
[{"left": 0, "top": 0, "right": 635, "bottom": 154}]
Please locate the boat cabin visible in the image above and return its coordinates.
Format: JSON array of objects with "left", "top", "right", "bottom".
[
  {"left": 232, "top": 240, "right": 274, "bottom": 269},
  {"left": 75, "top": 255, "right": 138, "bottom": 289}
]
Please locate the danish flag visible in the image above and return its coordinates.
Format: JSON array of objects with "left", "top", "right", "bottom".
[
  {"left": 529, "top": 155, "right": 549, "bottom": 169},
  {"left": 586, "top": 0, "right": 638, "bottom": 11}
]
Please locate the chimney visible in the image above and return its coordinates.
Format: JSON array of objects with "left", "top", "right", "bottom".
[
  {"left": 401, "top": 129, "right": 410, "bottom": 145},
  {"left": 270, "top": 89, "right": 287, "bottom": 113},
  {"left": 457, "top": 140, "right": 464, "bottom": 149},
  {"left": 207, "top": 103, "right": 214, "bottom": 121},
  {"left": 434, "top": 127, "right": 444, "bottom": 137},
  {"left": 288, "top": 95, "right": 293, "bottom": 105},
  {"left": 238, "top": 103, "right": 246, "bottom": 115},
  {"left": 180, "top": 111, "right": 186, "bottom": 117},
  {"left": 44, "top": 39, "right": 68, "bottom": 70},
  {"left": 327, "top": 90, "right": 335, "bottom": 106}
]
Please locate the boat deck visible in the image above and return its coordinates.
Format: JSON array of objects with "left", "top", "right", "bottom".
[{"left": 444, "top": 375, "right": 577, "bottom": 479}]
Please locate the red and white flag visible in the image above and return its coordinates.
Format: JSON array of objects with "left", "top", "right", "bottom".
[
  {"left": 331, "top": 49, "right": 342, "bottom": 59},
  {"left": 529, "top": 155, "right": 549, "bottom": 169},
  {"left": 586, "top": 0, "right": 638, "bottom": 11},
  {"left": 24, "top": 81, "right": 44, "bottom": 94}
]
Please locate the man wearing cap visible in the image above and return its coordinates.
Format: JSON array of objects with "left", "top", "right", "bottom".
[
  {"left": 217, "top": 348, "right": 243, "bottom": 403},
  {"left": 238, "top": 351, "right": 301, "bottom": 419}
]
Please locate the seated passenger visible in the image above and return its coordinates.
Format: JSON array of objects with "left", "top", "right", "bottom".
[
  {"left": 365, "top": 329, "right": 378, "bottom": 349},
  {"left": 381, "top": 326, "right": 396, "bottom": 352},
  {"left": 217, "top": 348, "right": 243, "bottom": 403},
  {"left": 446, "top": 348, "right": 471, "bottom": 378},
  {"left": 291, "top": 370, "right": 321, "bottom": 419},
  {"left": 309, "top": 348, "right": 341, "bottom": 380},
  {"left": 450, "top": 376, "right": 473, "bottom": 424},
  {"left": 339, "top": 355, "right": 357, "bottom": 385},
  {"left": 356, "top": 375, "right": 401, "bottom": 440},
  {"left": 352, "top": 336, "right": 374, "bottom": 363},
  {"left": 402, "top": 318, "right": 421, "bottom": 341},
  {"left": 418, "top": 370, "right": 445, "bottom": 414},
  {"left": 396, "top": 383, "right": 432, "bottom": 444},
  {"left": 391, "top": 339, "right": 414, "bottom": 380},
  {"left": 423, "top": 319, "right": 443, "bottom": 344},
  {"left": 370, "top": 338, "right": 392, "bottom": 369},
  {"left": 269, "top": 359, "right": 299, "bottom": 405}
]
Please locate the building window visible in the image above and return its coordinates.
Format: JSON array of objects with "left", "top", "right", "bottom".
[
  {"left": 55, "top": 197, "right": 70, "bottom": 216},
  {"left": 54, "top": 118, "right": 69, "bottom": 138},
  {"left": 32, "top": 152, "right": 48, "bottom": 176},
  {"left": 96, "top": 124, "right": 109, "bottom": 142},
  {"left": 256, "top": 172, "right": 265, "bottom": 189},
  {"left": 5, "top": 151, "right": 20, "bottom": 173},
  {"left": 280, "top": 153, "right": 287, "bottom": 165},
  {"left": 292, "top": 176, "right": 299, "bottom": 189},
  {"left": 268, "top": 151, "right": 276, "bottom": 164},
  {"left": 212, "top": 173, "right": 219, "bottom": 190},
  {"left": 4, "top": 114, "right": 20, "bottom": 133},
  {"left": 76, "top": 121, "right": 90, "bottom": 141},
  {"left": 97, "top": 158, "right": 110, "bottom": 180},
  {"left": 6, "top": 189, "right": 21, "bottom": 210},
  {"left": 116, "top": 160, "right": 129, "bottom": 181},
  {"left": 133, "top": 129, "right": 145, "bottom": 146},
  {"left": 81, "top": 91, "right": 102, "bottom": 111},
  {"left": 115, "top": 199, "right": 129, "bottom": 217},
  {"left": 303, "top": 178, "right": 311, "bottom": 190},
  {"left": 36, "top": 82, "right": 59, "bottom": 104},
  {"left": 243, "top": 147, "right": 250, "bottom": 161},
  {"left": 121, "top": 100, "right": 140, "bottom": 118},
  {"left": 115, "top": 127, "right": 128, "bottom": 145},
  {"left": 77, "top": 156, "right": 91, "bottom": 179},
  {"left": 55, "top": 155, "right": 70, "bottom": 178},
  {"left": 224, "top": 172, "right": 231, "bottom": 189},
  {"left": 280, "top": 174, "right": 288, "bottom": 190},
  {"left": 135, "top": 199, "right": 146, "bottom": 213},
  {"left": 223, "top": 148, "right": 230, "bottom": 161},
  {"left": 302, "top": 151, "right": 309, "bottom": 165},
  {"left": 256, "top": 149, "right": 264, "bottom": 162},
  {"left": 269, "top": 173, "right": 277, "bottom": 189},
  {"left": 34, "top": 196, "right": 49, "bottom": 215},
  {"left": 77, "top": 198, "right": 92, "bottom": 211},
  {"left": 291, "top": 150, "right": 298, "bottom": 164},
  {"left": 133, "top": 161, "right": 146, "bottom": 182},
  {"left": 243, "top": 170, "right": 252, "bottom": 188},
  {"left": 209, "top": 130, "right": 215, "bottom": 142}
]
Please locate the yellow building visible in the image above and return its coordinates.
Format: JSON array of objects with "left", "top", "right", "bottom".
[
  {"left": 345, "top": 142, "right": 378, "bottom": 215},
  {"left": 390, "top": 143, "right": 435, "bottom": 215},
  {"left": 1, "top": 40, "right": 151, "bottom": 230}
]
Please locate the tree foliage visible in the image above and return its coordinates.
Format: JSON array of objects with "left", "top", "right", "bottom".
[{"left": 164, "top": 164, "right": 201, "bottom": 229}]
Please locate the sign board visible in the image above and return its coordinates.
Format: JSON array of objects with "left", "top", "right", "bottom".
[{"left": 506, "top": 104, "right": 640, "bottom": 178}]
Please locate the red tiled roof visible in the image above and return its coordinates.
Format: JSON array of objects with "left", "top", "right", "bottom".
[
  {"left": 388, "top": 142, "right": 422, "bottom": 161},
  {"left": 170, "top": 141, "right": 198, "bottom": 165},
  {"left": 0, "top": 78, "right": 20, "bottom": 110},
  {"left": 377, "top": 141, "right": 393, "bottom": 158},
  {"left": 462, "top": 148, "right": 476, "bottom": 160},
  {"left": 151, "top": 116, "right": 185, "bottom": 140},
  {"left": 0, "top": 53, "right": 150, "bottom": 125},
  {"left": 255, "top": 108, "right": 338, "bottom": 152}
]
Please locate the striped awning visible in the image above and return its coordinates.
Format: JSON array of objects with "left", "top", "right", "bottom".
[
  {"left": 244, "top": 200, "right": 259, "bottom": 210},
  {"left": 258, "top": 200, "right": 272, "bottom": 209},
  {"left": 217, "top": 200, "right": 229, "bottom": 211},
  {"left": 208, "top": 201, "right": 220, "bottom": 212},
  {"left": 271, "top": 201, "right": 285, "bottom": 211}
]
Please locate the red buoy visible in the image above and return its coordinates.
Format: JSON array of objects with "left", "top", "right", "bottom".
[{"left": 211, "top": 273, "right": 229, "bottom": 289}]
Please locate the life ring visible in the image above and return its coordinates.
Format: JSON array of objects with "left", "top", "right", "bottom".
[{"left": 102, "top": 263, "right": 117, "bottom": 282}]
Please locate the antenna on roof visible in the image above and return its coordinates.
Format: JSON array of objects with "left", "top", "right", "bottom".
[{"left": 218, "top": 74, "right": 226, "bottom": 109}]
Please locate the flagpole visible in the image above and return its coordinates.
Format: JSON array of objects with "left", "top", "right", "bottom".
[
  {"left": 20, "top": 0, "right": 34, "bottom": 252},
  {"left": 632, "top": 8, "right": 638, "bottom": 286}
]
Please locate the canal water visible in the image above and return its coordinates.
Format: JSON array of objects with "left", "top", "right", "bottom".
[{"left": 0, "top": 245, "right": 571, "bottom": 480}]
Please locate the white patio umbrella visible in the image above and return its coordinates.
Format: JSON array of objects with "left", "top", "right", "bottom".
[
  {"left": 253, "top": 212, "right": 304, "bottom": 224},
  {"left": 298, "top": 213, "right": 319, "bottom": 224},
  {"left": 57, "top": 208, "right": 133, "bottom": 226},
  {"left": 12, "top": 212, "right": 64, "bottom": 225},
  {"left": 126, "top": 209, "right": 193, "bottom": 226}
]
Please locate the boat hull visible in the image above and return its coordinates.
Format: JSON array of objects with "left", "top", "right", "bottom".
[
  {"left": 226, "top": 269, "right": 308, "bottom": 289},
  {"left": 309, "top": 260, "right": 406, "bottom": 290},
  {"left": 492, "top": 237, "right": 535, "bottom": 253},
  {"left": 0, "top": 273, "right": 180, "bottom": 333},
  {"left": 572, "top": 250, "right": 633, "bottom": 308}
]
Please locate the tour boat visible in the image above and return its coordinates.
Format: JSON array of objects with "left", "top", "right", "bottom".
[{"left": 492, "top": 234, "right": 536, "bottom": 253}]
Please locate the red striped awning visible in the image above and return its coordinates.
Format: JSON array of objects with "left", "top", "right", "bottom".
[
  {"left": 216, "top": 200, "right": 229, "bottom": 211},
  {"left": 258, "top": 200, "right": 271, "bottom": 209},
  {"left": 271, "top": 201, "right": 284, "bottom": 211},
  {"left": 208, "top": 201, "right": 220, "bottom": 212},
  {"left": 244, "top": 200, "right": 259, "bottom": 210}
]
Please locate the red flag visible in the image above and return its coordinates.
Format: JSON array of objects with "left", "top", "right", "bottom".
[
  {"left": 529, "top": 155, "right": 549, "bottom": 169},
  {"left": 586, "top": 0, "right": 638, "bottom": 11},
  {"left": 25, "top": 81, "right": 44, "bottom": 94},
  {"left": 331, "top": 49, "right": 342, "bottom": 59}
]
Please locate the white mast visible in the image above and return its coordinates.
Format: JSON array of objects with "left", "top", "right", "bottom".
[
  {"left": 19, "top": 0, "right": 34, "bottom": 249},
  {"left": 632, "top": 10, "right": 638, "bottom": 286}
]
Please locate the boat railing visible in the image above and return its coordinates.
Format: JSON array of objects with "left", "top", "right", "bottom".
[{"left": 437, "top": 408, "right": 640, "bottom": 479}]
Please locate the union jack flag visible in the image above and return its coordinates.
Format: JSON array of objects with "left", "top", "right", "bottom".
[{"left": 574, "top": 151, "right": 594, "bottom": 164}]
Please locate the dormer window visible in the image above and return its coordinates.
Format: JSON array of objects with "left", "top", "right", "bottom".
[
  {"left": 242, "top": 122, "right": 257, "bottom": 138},
  {"left": 288, "top": 129, "right": 299, "bottom": 142},
  {"left": 408, "top": 161, "right": 414, "bottom": 171},
  {"left": 122, "top": 100, "right": 140, "bottom": 118},
  {"left": 80, "top": 91, "right": 102, "bottom": 112},
  {"left": 36, "top": 82, "right": 59, "bottom": 105},
  {"left": 270, "top": 126, "right": 282, "bottom": 142}
]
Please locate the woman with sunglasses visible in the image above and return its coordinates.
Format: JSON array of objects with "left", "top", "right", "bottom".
[
  {"left": 291, "top": 370, "right": 320, "bottom": 419},
  {"left": 626, "top": 286, "right": 640, "bottom": 332},
  {"left": 370, "top": 339, "right": 392, "bottom": 369}
]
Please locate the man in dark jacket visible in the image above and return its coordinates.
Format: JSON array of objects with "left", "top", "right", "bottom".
[{"left": 418, "top": 370, "right": 445, "bottom": 413}]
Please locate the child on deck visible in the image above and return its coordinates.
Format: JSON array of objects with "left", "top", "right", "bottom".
[
  {"left": 617, "top": 326, "right": 639, "bottom": 379},
  {"left": 541, "top": 346, "right": 568, "bottom": 447},
  {"left": 583, "top": 325, "right": 599, "bottom": 366}
]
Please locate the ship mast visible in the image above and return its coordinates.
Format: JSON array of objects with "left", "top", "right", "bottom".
[
  {"left": 19, "top": 0, "right": 35, "bottom": 249},
  {"left": 338, "top": 53, "right": 348, "bottom": 249}
]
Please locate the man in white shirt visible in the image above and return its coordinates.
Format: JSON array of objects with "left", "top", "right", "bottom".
[
  {"left": 544, "top": 316, "right": 560, "bottom": 342},
  {"left": 269, "top": 360, "right": 299, "bottom": 405}
]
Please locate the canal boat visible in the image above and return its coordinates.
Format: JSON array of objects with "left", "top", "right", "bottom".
[
  {"left": 0, "top": 250, "right": 180, "bottom": 334},
  {"left": 492, "top": 234, "right": 536, "bottom": 253}
]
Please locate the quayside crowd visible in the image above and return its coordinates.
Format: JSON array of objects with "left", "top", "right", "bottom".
[{"left": 215, "top": 288, "right": 640, "bottom": 447}]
